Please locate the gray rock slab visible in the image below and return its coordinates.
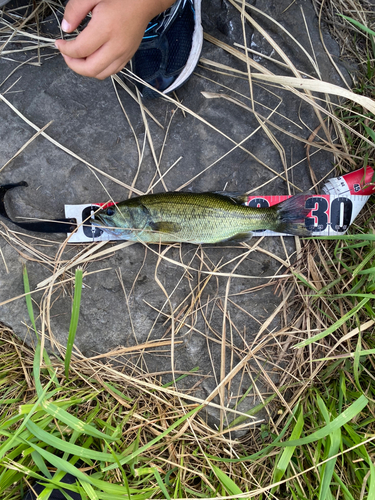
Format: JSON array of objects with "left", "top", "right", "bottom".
[{"left": 0, "top": 0, "right": 348, "bottom": 432}]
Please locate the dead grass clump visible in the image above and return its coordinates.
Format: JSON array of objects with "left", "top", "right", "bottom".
[{"left": 312, "top": 0, "right": 375, "bottom": 86}]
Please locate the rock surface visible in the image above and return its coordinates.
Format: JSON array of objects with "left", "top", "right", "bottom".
[{"left": 0, "top": 0, "right": 349, "bottom": 431}]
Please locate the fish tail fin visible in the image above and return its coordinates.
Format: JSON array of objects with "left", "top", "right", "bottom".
[{"left": 275, "top": 194, "right": 312, "bottom": 236}]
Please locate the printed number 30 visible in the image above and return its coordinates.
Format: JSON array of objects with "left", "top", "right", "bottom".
[{"left": 304, "top": 196, "right": 352, "bottom": 233}]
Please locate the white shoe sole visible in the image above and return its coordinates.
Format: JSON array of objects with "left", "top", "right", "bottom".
[{"left": 163, "top": 0, "right": 203, "bottom": 94}]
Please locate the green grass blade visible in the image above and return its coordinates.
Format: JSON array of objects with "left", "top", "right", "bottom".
[
  {"left": 318, "top": 399, "right": 341, "bottom": 500},
  {"left": 292, "top": 272, "right": 318, "bottom": 291},
  {"left": 80, "top": 481, "right": 98, "bottom": 500},
  {"left": 320, "top": 293, "right": 375, "bottom": 299},
  {"left": 351, "top": 246, "right": 375, "bottom": 277},
  {"left": 339, "top": 14, "right": 375, "bottom": 37},
  {"left": 33, "top": 342, "right": 44, "bottom": 398},
  {"left": 162, "top": 367, "right": 200, "bottom": 388},
  {"left": 228, "top": 391, "right": 279, "bottom": 428},
  {"left": 14, "top": 438, "right": 145, "bottom": 497},
  {"left": 152, "top": 468, "right": 171, "bottom": 500},
  {"left": 368, "top": 455, "right": 375, "bottom": 498},
  {"left": 295, "top": 298, "right": 369, "bottom": 348},
  {"left": 319, "top": 234, "right": 375, "bottom": 241},
  {"left": 0, "top": 377, "right": 53, "bottom": 461},
  {"left": 279, "top": 395, "right": 368, "bottom": 447},
  {"left": 100, "top": 381, "right": 133, "bottom": 403},
  {"left": 353, "top": 333, "right": 362, "bottom": 390},
  {"left": 364, "top": 125, "right": 375, "bottom": 144},
  {"left": 344, "top": 424, "right": 369, "bottom": 461},
  {"left": 273, "top": 408, "right": 304, "bottom": 486},
  {"left": 75, "top": 484, "right": 88, "bottom": 500},
  {"left": 31, "top": 451, "right": 52, "bottom": 480},
  {"left": 25, "top": 420, "right": 121, "bottom": 463},
  {"left": 22, "top": 264, "right": 38, "bottom": 339},
  {"left": 40, "top": 400, "right": 116, "bottom": 442},
  {"left": 17, "top": 440, "right": 95, "bottom": 486},
  {"left": 128, "top": 428, "right": 141, "bottom": 474},
  {"left": 106, "top": 442, "right": 132, "bottom": 499},
  {"left": 65, "top": 269, "right": 83, "bottom": 378},
  {"left": 212, "top": 464, "right": 242, "bottom": 496},
  {"left": 332, "top": 471, "right": 355, "bottom": 500},
  {"left": 316, "top": 348, "right": 375, "bottom": 361}
]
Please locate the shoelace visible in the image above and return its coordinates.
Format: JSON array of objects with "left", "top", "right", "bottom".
[{"left": 142, "top": 0, "right": 189, "bottom": 39}]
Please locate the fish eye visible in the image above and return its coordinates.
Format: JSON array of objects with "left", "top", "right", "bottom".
[{"left": 106, "top": 207, "right": 115, "bottom": 216}]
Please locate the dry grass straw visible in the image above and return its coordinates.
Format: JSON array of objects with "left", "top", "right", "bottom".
[
  {"left": 0, "top": 0, "right": 375, "bottom": 497},
  {"left": 312, "top": 0, "right": 375, "bottom": 78}
]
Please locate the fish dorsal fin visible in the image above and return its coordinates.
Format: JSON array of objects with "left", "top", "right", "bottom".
[{"left": 212, "top": 191, "right": 248, "bottom": 205}]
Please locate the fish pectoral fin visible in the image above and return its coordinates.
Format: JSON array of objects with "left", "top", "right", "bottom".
[{"left": 149, "top": 221, "right": 182, "bottom": 234}]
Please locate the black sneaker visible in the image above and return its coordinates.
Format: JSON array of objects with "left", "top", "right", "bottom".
[{"left": 131, "top": 0, "right": 203, "bottom": 98}]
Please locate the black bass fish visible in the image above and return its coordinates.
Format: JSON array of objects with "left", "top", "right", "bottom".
[{"left": 92, "top": 192, "right": 312, "bottom": 244}]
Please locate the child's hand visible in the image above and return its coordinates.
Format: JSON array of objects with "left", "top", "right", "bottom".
[{"left": 55, "top": 0, "right": 174, "bottom": 80}]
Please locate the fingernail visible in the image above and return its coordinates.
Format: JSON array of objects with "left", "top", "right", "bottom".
[{"left": 61, "top": 19, "right": 70, "bottom": 32}]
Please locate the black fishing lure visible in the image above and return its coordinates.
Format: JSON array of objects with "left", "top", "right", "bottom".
[{"left": 0, "top": 182, "right": 77, "bottom": 233}]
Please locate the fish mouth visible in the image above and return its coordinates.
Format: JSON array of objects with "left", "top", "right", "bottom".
[
  {"left": 91, "top": 215, "right": 133, "bottom": 239},
  {"left": 90, "top": 216, "right": 106, "bottom": 229},
  {"left": 90, "top": 218, "right": 119, "bottom": 238},
  {"left": 91, "top": 210, "right": 114, "bottom": 228},
  {"left": 91, "top": 215, "right": 116, "bottom": 233},
  {"left": 91, "top": 215, "right": 104, "bottom": 225}
]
